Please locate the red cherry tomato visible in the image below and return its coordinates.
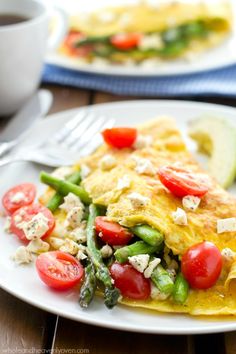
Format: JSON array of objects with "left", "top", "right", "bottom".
[
  {"left": 64, "top": 30, "right": 92, "bottom": 57},
  {"left": 110, "top": 262, "right": 150, "bottom": 300},
  {"left": 10, "top": 204, "right": 55, "bottom": 243},
  {"left": 110, "top": 33, "right": 141, "bottom": 50},
  {"left": 158, "top": 165, "right": 209, "bottom": 198},
  {"left": 181, "top": 241, "right": 222, "bottom": 289},
  {"left": 36, "top": 251, "right": 84, "bottom": 291},
  {"left": 102, "top": 127, "right": 137, "bottom": 149},
  {"left": 95, "top": 217, "right": 133, "bottom": 246},
  {"left": 2, "top": 183, "right": 36, "bottom": 215}
]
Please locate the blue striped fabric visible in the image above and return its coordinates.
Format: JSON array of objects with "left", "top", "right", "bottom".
[{"left": 42, "top": 63, "right": 236, "bottom": 97}]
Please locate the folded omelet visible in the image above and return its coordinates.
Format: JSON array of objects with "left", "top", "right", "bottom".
[
  {"left": 61, "top": 1, "right": 233, "bottom": 63},
  {"left": 41, "top": 117, "right": 236, "bottom": 315}
]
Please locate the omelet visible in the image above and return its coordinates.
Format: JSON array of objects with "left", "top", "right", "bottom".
[
  {"left": 40, "top": 116, "right": 236, "bottom": 315},
  {"left": 60, "top": 1, "right": 233, "bottom": 64}
]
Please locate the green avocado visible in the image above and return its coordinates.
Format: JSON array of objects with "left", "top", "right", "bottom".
[{"left": 189, "top": 116, "right": 236, "bottom": 189}]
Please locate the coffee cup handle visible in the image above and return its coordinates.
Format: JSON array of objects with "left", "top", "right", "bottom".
[{"left": 47, "top": 7, "right": 68, "bottom": 51}]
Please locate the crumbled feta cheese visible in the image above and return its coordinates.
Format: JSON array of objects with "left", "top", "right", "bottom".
[
  {"left": 10, "top": 192, "right": 26, "bottom": 203},
  {"left": 60, "top": 238, "right": 79, "bottom": 255},
  {"left": 99, "top": 154, "right": 116, "bottom": 171},
  {"left": 144, "top": 258, "right": 161, "bottom": 278},
  {"left": 64, "top": 206, "right": 84, "bottom": 229},
  {"left": 217, "top": 218, "right": 236, "bottom": 234},
  {"left": 27, "top": 239, "right": 49, "bottom": 254},
  {"left": 52, "top": 167, "right": 73, "bottom": 179},
  {"left": 117, "top": 175, "right": 131, "bottom": 191},
  {"left": 128, "top": 254, "right": 150, "bottom": 273},
  {"left": 49, "top": 237, "right": 65, "bottom": 250},
  {"left": 133, "top": 134, "right": 153, "bottom": 149},
  {"left": 100, "top": 244, "right": 113, "bottom": 258},
  {"left": 182, "top": 195, "right": 201, "bottom": 211},
  {"left": 172, "top": 208, "right": 188, "bottom": 226},
  {"left": 80, "top": 164, "right": 91, "bottom": 179},
  {"left": 127, "top": 192, "right": 150, "bottom": 208},
  {"left": 60, "top": 193, "right": 84, "bottom": 213},
  {"left": 138, "top": 34, "right": 164, "bottom": 50},
  {"left": 97, "top": 11, "right": 115, "bottom": 23},
  {"left": 76, "top": 244, "right": 87, "bottom": 260},
  {"left": 69, "top": 222, "right": 87, "bottom": 243},
  {"left": 13, "top": 246, "right": 33, "bottom": 264},
  {"left": 150, "top": 282, "right": 169, "bottom": 300},
  {"left": 17, "top": 213, "right": 49, "bottom": 240},
  {"left": 4, "top": 216, "right": 11, "bottom": 233},
  {"left": 132, "top": 156, "right": 156, "bottom": 176},
  {"left": 221, "top": 248, "right": 236, "bottom": 262},
  {"left": 14, "top": 214, "right": 22, "bottom": 224}
]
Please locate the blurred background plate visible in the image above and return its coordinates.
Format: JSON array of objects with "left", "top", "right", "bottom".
[{"left": 46, "top": 0, "right": 236, "bottom": 76}]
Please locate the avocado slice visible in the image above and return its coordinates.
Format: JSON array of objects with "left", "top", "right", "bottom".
[{"left": 189, "top": 116, "right": 236, "bottom": 188}]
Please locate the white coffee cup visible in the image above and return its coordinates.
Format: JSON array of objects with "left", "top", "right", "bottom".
[{"left": 0, "top": 0, "right": 66, "bottom": 116}]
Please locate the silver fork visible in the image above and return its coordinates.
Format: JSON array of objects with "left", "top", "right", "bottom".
[{"left": 0, "top": 110, "right": 115, "bottom": 168}]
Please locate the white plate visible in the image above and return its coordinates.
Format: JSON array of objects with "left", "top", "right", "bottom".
[
  {"left": 1, "top": 100, "right": 236, "bottom": 335},
  {"left": 46, "top": 0, "right": 236, "bottom": 76}
]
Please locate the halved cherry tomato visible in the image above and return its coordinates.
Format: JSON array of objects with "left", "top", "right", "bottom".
[
  {"left": 110, "top": 33, "right": 141, "bottom": 50},
  {"left": 95, "top": 217, "right": 133, "bottom": 246},
  {"left": 63, "top": 30, "right": 92, "bottom": 57},
  {"left": 102, "top": 127, "right": 137, "bottom": 149},
  {"left": 181, "top": 241, "right": 222, "bottom": 289},
  {"left": 2, "top": 183, "right": 36, "bottom": 215},
  {"left": 158, "top": 165, "right": 209, "bottom": 198},
  {"left": 110, "top": 262, "right": 150, "bottom": 300},
  {"left": 10, "top": 204, "right": 55, "bottom": 243},
  {"left": 36, "top": 251, "right": 84, "bottom": 291}
]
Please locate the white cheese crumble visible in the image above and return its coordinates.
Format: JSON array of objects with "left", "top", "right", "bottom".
[
  {"left": 138, "top": 34, "right": 163, "bottom": 50},
  {"left": 221, "top": 248, "right": 236, "bottom": 262},
  {"left": 99, "top": 154, "right": 116, "bottom": 171},
  {"left": 64, "top": 206, "right": 84, "bottom": 229},
  {"left": 13, "top": 246, "right": 33, "bottom": 264},
  {"left": 217, "top": 218, "right": 236, "bottom": 234},
  {"left": 52, "top": 167, "right": 73, "bottom": 179},
  {"left": 80, "top": 164, "right": 91, "bottom": 179},
  {"left": 144, "top": 258, "right": 161, "bottom": 278},
  {"left": 27, "top": 239, "right": 49, "bottom": 254},
  {"left": 182, "top": 195, "right": 201, "bottom": 211},
  {"left": 100, "top": 244, "right": 113, "bottom": 258},
  {"left": 132, "top": 156, "right": 156, "bottom": 176},
  {"left": 128, "top": 254, "right": 150, "bottom": 273},
  {"left": 127, "top": 192, "right": 150, "bottom": 208},
  {"left": 172, "top": 207, "right": 188, "bottom": 226},
  {"left": 76, "top": 244, "right": 87, "bottom": 260},
  {"left": 133, "top": 134, "right": 153, "bottom": 149},
  {"left": 69, "top": 222, "right": 87, "bottom": 243},
  {"left": 17, "top": 213, "right": 49, "bottom": 240},
  {"left": 10, "top": 192, "right": 26, "bottom": 203},
  {"left": 3, "top": 216, "right": 11, "bottom": 233},
  {"left": 60, "top": 238, "right": 79, "bottom": 255},
  {"left": 49, "top": 237, "right": 65, "bottom": 250},
  {"left": 117, "top": 175, "right": 131, "bottom": 191},
  {"left": 14, "top": 214, "right": 22, "bottom": 224},
  {"left": 150, "top": 282, "right": 169, "bottom": 300},
  {"left": 60, "top": 193, "right": 84, "bottom": 213}
]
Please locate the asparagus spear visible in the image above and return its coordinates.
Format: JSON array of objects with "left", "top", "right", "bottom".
[
  {"left": 131, "top": 225, "right": 164, "bottom": 247},
  {"left": 86, "top": 204, "right": 120, "bottom": 309},
  {"left": 114, "top": 241, "right": 160, "bottom": 263},
  {"left": 173, "top": 273, "right": 189, "bottom": 304},
  {"left": 151, "top": 264, "right": 174, "bottom": 295},
  {"left": 40, "top": 171, "right": 91, "bottom": 205},
  {"left": 79, "top": 261, "right": 97, "bottom": 308},
  {"left": 47, "top": 171, "right": 82, "bottom": 212},
  {"left": 76, "top": 36, "right": 110, "bottom": 47}
]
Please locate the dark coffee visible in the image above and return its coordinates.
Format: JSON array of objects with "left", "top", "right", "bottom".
[{"left": 0, "top": 14, "right": 29, "bottom": 26}]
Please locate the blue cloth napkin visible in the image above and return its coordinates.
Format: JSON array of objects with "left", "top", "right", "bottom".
[{"left": 42, "top": 63, "right": 236, "bottom": 97}]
